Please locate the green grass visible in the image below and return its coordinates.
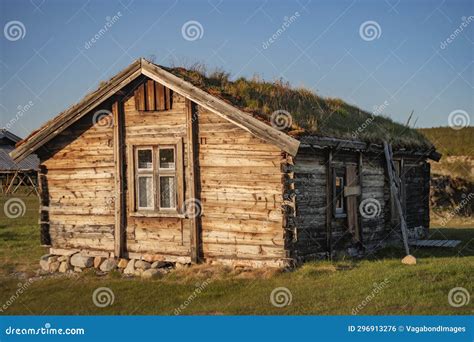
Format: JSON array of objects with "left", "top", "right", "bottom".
[{"left": 0, "top": 194, "right": 472, "bottom": 315}]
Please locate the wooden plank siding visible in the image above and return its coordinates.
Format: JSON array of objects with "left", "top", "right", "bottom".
[
  {"left": 40, "top": 109, "right": 116, "bottom": 253},
  {"left": 196, "top": 106, "right": 288, "bottom": 267},
  {"left": 123, "top": 86, "right": 191, "bottom": 260}
]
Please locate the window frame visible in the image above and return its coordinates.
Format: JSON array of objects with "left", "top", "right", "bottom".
[
  {"left": 157, "top": 146, "right": 177, "bottom": 211},
  {"left": 333, "top": 168, "right": 347, "bottom": 218},
  {"left": 129, "top": 139, "right": 184, "bottom": 217},
  {"left": 135, "top": 147, "right": 155, "bottom": 210}
]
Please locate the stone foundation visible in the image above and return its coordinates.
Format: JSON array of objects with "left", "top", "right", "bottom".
[{"left": 39, "top": 253, "right": 184, "bottom": 279}]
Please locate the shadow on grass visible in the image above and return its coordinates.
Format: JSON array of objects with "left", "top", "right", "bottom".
[{"left": 372, "top": 227, "right": 474, "bottom": 260}]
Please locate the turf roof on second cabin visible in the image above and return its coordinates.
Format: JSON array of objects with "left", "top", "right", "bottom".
[{"left": 163, "top": 65, "right": 432, "bottom": 149}]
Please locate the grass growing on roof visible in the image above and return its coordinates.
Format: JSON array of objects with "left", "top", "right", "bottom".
[{"left": 164, "top": 64, "right": 432, "bottom": 149}]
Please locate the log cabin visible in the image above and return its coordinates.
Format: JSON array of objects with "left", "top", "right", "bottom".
[{"left": 10, "top": 58, "right": 440, "bottom": 268}]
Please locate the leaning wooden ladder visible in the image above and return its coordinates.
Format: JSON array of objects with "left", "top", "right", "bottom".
[{"left": 383, "top": 141, "right": 416, "bottom": 264}]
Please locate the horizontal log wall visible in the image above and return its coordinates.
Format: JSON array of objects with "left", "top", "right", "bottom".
[
  {"left": 289, "top": 149, "right": 327, "bottom": 260},
  {"left": 360, "top": 153, "right": 392, "bottom": 251},
  {"left": 196, "top": 106, "right": 287, "bottom": 267},
  {"left": 290, "top": 148, "right": 398, "bottom": 258},
  {"left": 41, "top": 110, "right": 116, "bottom": 252},
  {"left": 402, "top": 158, "right": 430, "bottom": 239}
]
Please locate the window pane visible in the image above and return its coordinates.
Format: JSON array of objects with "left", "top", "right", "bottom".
[
  {"left": 335, "top": 176, "right": 344, "bottom": 210},
  {"left": 138, "top": 176, "right": 153, "bottom": 208},
  {"left": 159, "top": 148, "right": 175, "bottom": 169},
  {"left": 160, "top": 176, "right": 176, "bottom": 208},
  {"left": 138, "top": 149, "right": 153, "bottom": 169}
]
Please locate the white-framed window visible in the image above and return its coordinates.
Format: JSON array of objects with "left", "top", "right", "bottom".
[
  {"left": 158, "top": 146, "right": 176, "bottom": 210},
  {"left": 136, "top": 147, "right": 154, "bottom": 210},
  {"left": 132, "top": 142, "right": 183, "bottom": 215}
]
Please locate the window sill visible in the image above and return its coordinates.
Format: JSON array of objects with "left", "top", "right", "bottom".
[
  {"left": 334, "top": 213, "right": 347, "bottom": 219},
  {"left": 130, "top": 211, "right": 186, "bottom": 219}
]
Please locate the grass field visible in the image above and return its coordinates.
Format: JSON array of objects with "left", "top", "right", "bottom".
[{"left": 0, "top": 194, "right": 472, "bottom": 315}]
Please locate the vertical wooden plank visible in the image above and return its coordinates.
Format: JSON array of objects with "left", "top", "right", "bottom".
[
  {"left": 112, "top": 101, "right": 126, "bottom": 257},
  {"left": 176, "top": 138, "right": 184, "bottom": 213},
  {"left": 146, "top": 80, "right": 155, "bottom": 110},
  {"left": 345, "top": 164, "right": 360, "bottom": 242},
  {"left": 326, "top": 149, "right": 332, "bottom": 257},
  {"left": 357, "top": 152, "right": 363, "bottom": 243},
  {"left": 38, "top": 166, "right": 51, "bottom": 246},
  {"left": 185, "top": 99, "right": 200, "bottom": 263},
  {"left": 156, "top": 82, "right": 166, "bottom": 110},
  {"left": 135, "top": 84, "right": 145, "bottom": 111},
  {"left": 165, "top": 87, "right": 172, "bottom": 110}
]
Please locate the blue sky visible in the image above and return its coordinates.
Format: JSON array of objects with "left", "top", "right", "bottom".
[{"left": 0, "top": 0, "right": 472, "bottom": 138}]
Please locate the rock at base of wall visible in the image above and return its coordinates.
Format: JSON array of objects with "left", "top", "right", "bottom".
[
  {"left": 123, "top": 260, "right": 136, "bottom": 275},
  {"left": 74, "top": 267, "right": 82, "bottom": 273},
  {"left": 49, "top": 261, "right": 60, "bottom": 273},
  {"left": 117, "top": 259, "right": 128, "bottom": 268},
  {"left": 94, "top": 257, "right": 105, "bottom": 269},
  {"left": 70, "top": 254, "right": 94, "bottom": 268},
  {"left": 59, "top": 261, "right": 72, "bottom": 273},
  {"left": 135, "top": 260, "right": 151, "bottom": 270},
  {"left": 151, "top": 261, "right": 174, "bottom": 269},
  {"left": 100, "top": 258, "right": 117, "bottom": 272}
]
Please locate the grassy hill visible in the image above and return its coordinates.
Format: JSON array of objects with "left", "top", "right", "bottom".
[
  {"left": 417, "top": 127, "right": 473, "bottom": 181},
  {"left": 418, "top": 127, "right": 473, "bottom": 157}
]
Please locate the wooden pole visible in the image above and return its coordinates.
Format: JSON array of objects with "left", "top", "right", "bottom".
[
  {"left": 113, "top": 101, "right": 126, "bottom": 258},
  {"left": 186, "top": 99, "right": 200, "bottom": 263}
]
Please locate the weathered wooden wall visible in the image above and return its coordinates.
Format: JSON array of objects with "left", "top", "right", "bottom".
[
  {"left": 289, "top": 148, "right": 327, "bottom": 260},
  {"left": 123, "top": 87, "right": 191, "bottom": 262},
  {"left": 402, "top": 158, "right": 430, "bottom": 239},
  {"left": 196, "top": 106, "right": 287, "bottom": 267},
  {"left": 40, "top": 110, "right": 116, "bottom": 253},
  {"left": 289, "top": 147, "right": 429, "bottom": 259}
]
